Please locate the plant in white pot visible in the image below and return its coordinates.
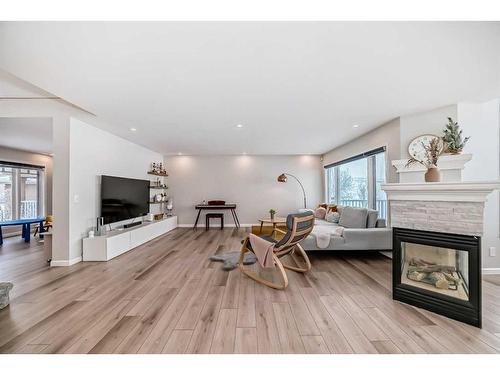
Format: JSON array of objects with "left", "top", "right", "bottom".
[
  {"left": 442, "top": 117, "right": 470, "bottom": 154},
  {"left": 406, "top": 138, "right": 444, "bottom": 182}
]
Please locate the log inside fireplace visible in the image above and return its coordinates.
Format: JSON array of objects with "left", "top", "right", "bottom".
[{"left": 392, "top": 227, "right": 481, "bottom": 327}]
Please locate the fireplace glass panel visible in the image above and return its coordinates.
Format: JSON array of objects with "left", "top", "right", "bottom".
[{"left": 400, "top": 242, "right": 469, "bottom": 301}]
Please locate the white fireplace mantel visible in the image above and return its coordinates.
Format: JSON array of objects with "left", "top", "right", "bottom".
[
  {"left": 392, "top": 153, "right": 473, "bottom": 183},
  {"left": 381, "top": 181, "right": 500, "bottom": 203},
  {"left": 382, "top": 181, "right": 500, "bottom": 237}
]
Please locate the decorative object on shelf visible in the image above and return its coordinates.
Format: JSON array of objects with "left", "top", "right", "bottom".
[
  {"left": 96, "top": 217, "right": 106, "bottom": 236},
  {"left": 442, "top": 117, "right": 470, "bottom": 155},
  {"left": 407, "top": 134, "right": 441, "bottom": 162},
  {"left": 406, "top": 137, "right": 444, "bottom": 182},
  {"left": 424, "top": 166, "right": 441, "bottom": 183},
  {"left": 269, "top": 208, "right": 276, "bottom": 220},
  {"left": 153, "top": 213, "right": 164, "bottom": 221},
  {"left": 0, "top": 282, "right": 14, "bottom": 310},
  {"left": 155, "top": 193, "right": 163, "bottom": 203},
  {"left": 166, "top": 198, "right": 173, "bottom": 217},
  {"left": 148, "top": 162, "right": 168, "bottom": 176},
  {"left": 277, "top": 173, "right": 307, "bottom": 208}
]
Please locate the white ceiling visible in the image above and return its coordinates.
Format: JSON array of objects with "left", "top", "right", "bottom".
[
  {"left": 1, "top": 22, "right": 499, "bottom": 155},
  {"left": 0, "top": 117, "right": 53, "bottom": 155}
]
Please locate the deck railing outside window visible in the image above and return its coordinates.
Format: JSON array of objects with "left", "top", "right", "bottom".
[{"left": 20, "top": 200, "right": 38, "bottom": 219}]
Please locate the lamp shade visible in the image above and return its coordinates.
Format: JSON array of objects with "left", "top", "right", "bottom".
[{"left": 277, "top": 173, "right": 287, "bottom": 182}]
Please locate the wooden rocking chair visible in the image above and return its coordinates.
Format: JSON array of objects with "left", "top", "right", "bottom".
[{"left": 238, "top": 212, "right": 314, "bottom": 289}]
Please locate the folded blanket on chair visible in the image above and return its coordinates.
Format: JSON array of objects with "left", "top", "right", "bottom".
[{"left": 249, "top": 233, "right": 275, "bottom": 268}]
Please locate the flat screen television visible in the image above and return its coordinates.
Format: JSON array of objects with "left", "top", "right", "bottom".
[{"left": 100, "top": 175, "right": 149, "bottom": 224}]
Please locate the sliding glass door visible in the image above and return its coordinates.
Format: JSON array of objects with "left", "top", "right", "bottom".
[{"left": 325, "top": 148, "right": 387, "bottom": 219}]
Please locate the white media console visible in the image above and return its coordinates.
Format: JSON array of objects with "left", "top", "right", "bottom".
[{"left": 83, "top": 216, "right": 178, "bottom": 261}]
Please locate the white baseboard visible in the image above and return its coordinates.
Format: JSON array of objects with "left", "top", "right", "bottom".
[
  {"left": 50, "top": 256, "right": 82, "bottom": 267},
  {"left": 178, "top": 223, "right": 253, "bottom": 228},
  {"left": 482, "top": 268, "right": 500, "bottom": 275}
]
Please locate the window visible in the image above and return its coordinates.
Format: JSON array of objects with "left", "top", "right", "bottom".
[
  {"left": 0, "top": 163, "right": 44, "bottom": 221},
  {"left": 325, "top": 147, "right": 387, "bottom": 219}
]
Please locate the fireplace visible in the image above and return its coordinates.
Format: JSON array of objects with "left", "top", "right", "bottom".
[{"left": 393, "top": 227, "right": 481, "bottom": 327}]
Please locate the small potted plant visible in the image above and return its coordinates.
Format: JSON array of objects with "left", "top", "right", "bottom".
[
  {"left": 442, "top": 117, "right": 470, "bottom": 154},
  {"left": 406, "top": 138, "right": 444, "bottom": 182},
  {"left": 269, "top": 209, "right": 276, "bottom": 220}
]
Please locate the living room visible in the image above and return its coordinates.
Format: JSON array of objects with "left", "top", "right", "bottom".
[{"left": 1, "top": 3, "right": 500, "bottom": 373}]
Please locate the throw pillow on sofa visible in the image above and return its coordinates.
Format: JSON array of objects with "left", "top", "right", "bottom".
[
  {"left": 327, "top": 204, "right": 337, "bottom": 213},
  {"left": 325, "top": 212, "right": 340, "bottom": 223},
  {"left": 338, "top": 206, "right": 368, "bottom": 228},
  {"left": 366, "top": 209, "right": 379, "bottom": 228},
  {"left": 314, "top": 207, "right": 327, "bottom": 219}
]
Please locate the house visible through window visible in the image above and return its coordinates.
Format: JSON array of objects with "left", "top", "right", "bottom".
[
  {"left": 0, "top": 162, "right": 44, "bottom": 221},
  {"left": 325, "top": 147, "right": 387, "bottom": 219}
]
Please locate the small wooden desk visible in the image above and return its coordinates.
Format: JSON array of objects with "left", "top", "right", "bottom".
[
  {"left": 258, "top": 217, "right": 286, "bottom": 235},
  {"left": 0, "top": 217, "right": 45, "bottom": 245},
  {"left": 194, "top": 204, "right": 240, "bottom": 230}
]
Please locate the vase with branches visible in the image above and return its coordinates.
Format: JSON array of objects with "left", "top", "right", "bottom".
[{"left": 406, "top": 138, "right": 444, "bottom": 182}]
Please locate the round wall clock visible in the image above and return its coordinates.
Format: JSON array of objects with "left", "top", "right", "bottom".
[{"left": 407, "top": 134, "right": 440, "bottom": 161}]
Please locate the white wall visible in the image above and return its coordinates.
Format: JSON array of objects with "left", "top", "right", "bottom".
[
  {"left": 322, "top": 118, "right": 401, "bottom": 185},
  {"left": 459, "top": 99, "right": 500, "bottom": 270},
  {"left": 399, "top": 104, "right": 457, "bottom": 158},
  {"left": 1, "top": 98, "right": 75, "bottom": 263},
  {"left": 165, "top": 155, "right": 322, "bottom": 226},
  {"left": 69, "top": 118, "right": 163, "bottom": 262}
]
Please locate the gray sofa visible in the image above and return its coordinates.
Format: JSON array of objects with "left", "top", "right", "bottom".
[{"left": 300, "top": 206, "right": 392, "bottom": 251}]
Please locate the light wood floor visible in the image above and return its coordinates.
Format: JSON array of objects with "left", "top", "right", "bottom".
[{"left": 1, "top": 228, "right": 500, "bottom": 354}]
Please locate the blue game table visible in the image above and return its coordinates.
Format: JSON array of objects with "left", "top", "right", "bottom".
[{"left": 0, "top": 217, "right": 46, "bottom": 245}]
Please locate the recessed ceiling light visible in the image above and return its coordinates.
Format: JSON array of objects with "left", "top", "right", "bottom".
[
  {"left": 177, "top": 152, "right": 182, "bottom": 156},
  {"left": 236, "top": 124, "right": 244, "bottom": 128},
  {"left": 130, "top": 127, "right": 137, "bottom": 132},
  {"left": 242, "top": 152, "right": 247, "bottom": 155},
  {"left": 353, "top": 124, "right": 360, "bottom": 128}
]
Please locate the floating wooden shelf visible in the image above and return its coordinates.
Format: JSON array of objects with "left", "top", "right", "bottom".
[
  {"left": 147, "top": 172, "right": 169, "bottom": 177},
  {"left": 149, "top": 186, "right": 168, "bottom": 189},
  {"left": 149, "top": 201, "right": 166, "bottom": 204}
]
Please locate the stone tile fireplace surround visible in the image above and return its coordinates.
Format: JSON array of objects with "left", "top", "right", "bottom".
[
  {"left": 382, "top": 181, "right": 500, "bottom": 327},
  {"left": 384, "top": 182, "right": 497, "bottom": 237}
]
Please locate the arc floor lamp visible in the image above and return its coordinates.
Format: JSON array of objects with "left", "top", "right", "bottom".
[{"left": 277, "top": 173, "right": 307, "bottom": 209}]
